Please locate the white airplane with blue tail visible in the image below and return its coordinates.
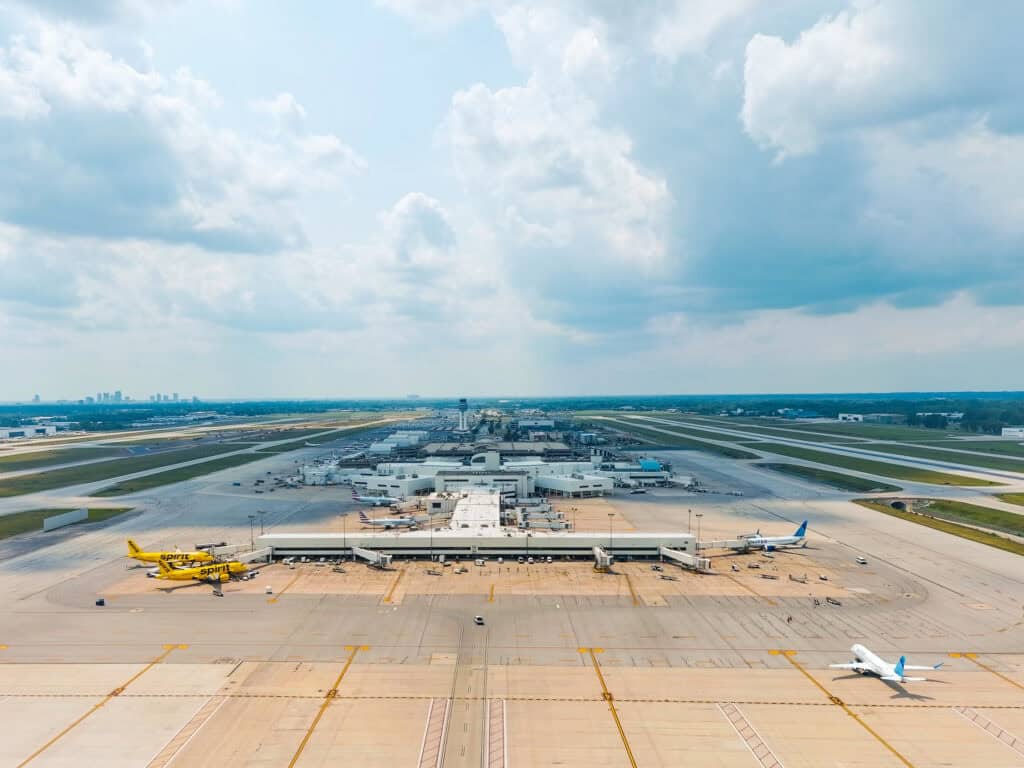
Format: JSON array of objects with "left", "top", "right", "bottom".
[
  {"left": 830, "top": 644, "right": 943, "bottom": 683},
  {"left": 740, "top": 520, "right": 808, "bottom": 551}
]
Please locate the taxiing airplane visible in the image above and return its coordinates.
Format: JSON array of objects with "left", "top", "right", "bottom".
[
  {"left": 351, "top": 489, "right": 403, "bottom": 507},
  {"left": 830, "top": 644, "right": 943, "bottom": 683},
  {"left": 740, "top": 521, "right": 808, "bottom": 551},
  {"left": 154, "top": 559, "right": 248, "bottom": 583},
  {"left": 358, "top": 510, "right": 418, "bottom": 529},
  {"left": 127, "top": 539, "right": 215, "bottom": 565}
]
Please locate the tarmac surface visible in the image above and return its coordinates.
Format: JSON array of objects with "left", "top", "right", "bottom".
[{"left": 0, "top": 441, "right": 1022, "bottom": 767}]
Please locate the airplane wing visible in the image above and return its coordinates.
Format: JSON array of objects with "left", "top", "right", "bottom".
[
  {"left": 829, "top": 663, "right": 870, "bottom": 671},
  {"left": 882, "top": 675, "right": 926, "bottom": 682},
  {"left": 903, "top": 663, "right": 943, "bottom": 671}
]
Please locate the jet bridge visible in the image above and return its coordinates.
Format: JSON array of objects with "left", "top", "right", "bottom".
[
  {"left": 660, "top": 546, "right": 711, "bottom": 572},
  {"left": 697, "top": 538, "right": 753, "bottom": 552},
  {"left": 235, "top": 547, "right": 273, "bottom": 564},
  {"left": 351, "top": 546, "right": 393, "bottom": 569}
]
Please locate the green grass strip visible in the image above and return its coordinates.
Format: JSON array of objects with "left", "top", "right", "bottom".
[
  {"left": 900, "top": 498, "right": 1024, "bottom": 537},
  {"left": 0, "top": 507, "right": 134, "bottom": 539},
  {"left": 997, "top": 493, "right": 1024, "bottom": 507},
  {"left": 0, "top": 443, "right": 248, "bottom": 498},
  {"left": 598, "top": 419, "right": 760, "bottom": 459},
  {"left": 856, "top": 443, "right": 1024, "bottom": 473},
  {"left": 854, "top": 499, "right": 1024, "bottom": 556},
  {"left": 750, "top": 443, "right": 1000, "bottom": 486},
  {"left": 90, "top": 454, "right": 267, "bottom": 496},
  {"left": 0, "top": 446, "right": 127, "bottom": 472},
  {"left": 756, "top": 463, "right": 901, "bottom": 492}
]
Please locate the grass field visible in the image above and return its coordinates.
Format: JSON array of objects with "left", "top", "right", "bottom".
[
  {"left": 90, "top": 454, "right": 267, "bottom": 496},
  {"left": 601, "top": 417, "right": 753, "bottom": 445},
  {"left": 855, "top": 442, "right": 1024, "bottom": 473},
  {"left": 997, "top": 493, "right": 1024, "bottom": 507},
  {"left": 664, "top": 416, "right": 868, "bottom": 443},
  {"left": 0, "top": 446, "right": 127, "bottom": 472},
  {"left": 0, "top": 443, "right": 246, "bottom": 498},
  {"left": 915, "top": 439, "right": 1024, "bottom": 458},
  {"left": 900, "top": 498, "right": 1024, "bottom": 537},
  {"left": 599, "top": 419, "right": 760, "bottom": 459},
  {"left": 0, "top": 507, "right": 134, "bottom": 540},
  {"left": 854, "top": 499, "right": 1024, "bottom": 557},
  {"left": 750, "top": 443, "right": 1000, "bottom": 486},
  {"left": 756, "top": 463, "right": 901, "bottom": 492},
  {"left": 716, "top": 419, "right": 956, "bottom": 442}
]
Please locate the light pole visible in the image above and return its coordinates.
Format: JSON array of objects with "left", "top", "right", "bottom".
[
  {"left": 688, "top": 508, "right": 692, "bottom": 533},
  {"left": 258, "top": 509, "right": 266, "bottom": 535},
  {"left": 696, "top": 512, "right": 703, "bottom": 545},
  {"left": 247, "top": 514, "right": 256, "bottom": 550},
  {"left": 608, "top": 512, "right": 615, "bottom": 558},
  {"left": 342, "top": 513, "right": 347, "bottom": 559}
]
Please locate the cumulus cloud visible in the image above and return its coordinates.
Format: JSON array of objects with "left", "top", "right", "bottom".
[
  {"left": 0, "top": 24, "right": 363, "bottom": 252},
  {"left": 741, "top": 1, "right": 1024, "bottom": 159}
]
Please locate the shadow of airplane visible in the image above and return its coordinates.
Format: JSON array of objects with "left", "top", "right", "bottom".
[{"left": 829, "top": 672, "right": 936, "bottom": 701}]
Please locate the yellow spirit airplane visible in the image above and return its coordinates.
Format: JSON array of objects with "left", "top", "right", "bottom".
[
  {"left": 127, "top": 539, "right": 215, "bottom": 565},
  {"left": 155, "top": 559, "right": 248, "bottom": 583}
]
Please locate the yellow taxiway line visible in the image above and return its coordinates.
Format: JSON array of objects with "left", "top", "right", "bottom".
[
  {"left": 268, "top": 571, "right": 303, "bottom": 604},
  {"left": 287, "top": 645, "right": 366, "bottom": 768},
  {"left": 488, "top": 583, "right": 495, "bottom": 602},
  {"left": 951, "top": 652, "right": 1024, "bottom": 691},
  {"left": 382, "top": 567, "right": 405, "bottom": 604},
  {"left": 773, "top": 650, "right": 915, "bottom": 768},
  {"left": 17, "top": 644, "right": 187, "bottom": 768},
  {"left": 580, "top": 647, "right": 638, "bottom": 768},
  {"left": 622, "top": 573, "right": 639, "bottom": 606}
]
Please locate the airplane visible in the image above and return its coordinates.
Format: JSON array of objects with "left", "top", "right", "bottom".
[
  {"left": 351, "top": 489, "right": 403, "bottom": 507},
  {"left": 738, "top": 521, "right": 808, "bottom": 551},
  {"left": 358, "top": 510, "right": 418, "bottom": 529},
  {"left": 829, "top": 644, "right": 943, "bottom": 683},
  {"left": 154, "top": 559, "right": 249, "bottom": 583},
  {"left": 127, "top": 539, "right": 215, "bottom": 565}
]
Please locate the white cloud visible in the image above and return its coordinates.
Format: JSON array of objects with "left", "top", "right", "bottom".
[
  {"left": 741, "top": 1, "right": 1024, "bottom": 159},
  {"left": 651, "top": 0, "right": 756, "bottom": 61},
  {"left": 0, "top": 24, "right": 363, "bottom": 251}
]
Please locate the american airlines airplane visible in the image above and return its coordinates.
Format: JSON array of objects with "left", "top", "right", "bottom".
[
  {"left": 351, "top": 489, "right": 403, "bottom": 507},
  {"left": 830, "top": 644, "right": 943, "bottom": 683},
  {"left": 740, "top": 520, "right": 808, "bottom": 551},
  {"left": 358, "top": 510, "right": 418, "bottom": 529}
]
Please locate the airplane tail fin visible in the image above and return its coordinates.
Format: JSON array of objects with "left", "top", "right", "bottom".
[
  {"left": 127, "top": 539, "right": 141, "bottom": 555},
  {"left": 156, "top": 560, "right": 174, "bottom": 577},
  {"left": 359, "top": 510, "right": 370, "bottom": 521},
  {"left": 894, "top": 656, "right": 906, "bottom": 678},
  {"left": 795, "top": 520, "right": 808, "bottom": 537}
]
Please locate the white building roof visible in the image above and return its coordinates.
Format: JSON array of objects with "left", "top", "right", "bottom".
[{"left": 449, "top": 489, "right": 502, "bottom": 531}]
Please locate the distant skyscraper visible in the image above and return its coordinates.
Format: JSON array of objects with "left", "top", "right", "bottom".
[
  {"left": 32, "top": 394, "right": 39, "bottom": 403},
  {"left": 172, "top": 393, "right": 179, "bottom": 402},
  {"left": 114, "top": 390, "right": 122, "bottom": 402}
]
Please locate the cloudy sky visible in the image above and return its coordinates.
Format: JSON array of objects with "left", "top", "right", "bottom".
[{"left": 1, "top": 0, "right": 1022, "bottom": 400}]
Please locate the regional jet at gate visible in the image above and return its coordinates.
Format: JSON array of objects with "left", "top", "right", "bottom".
[
  {"left": 830, "top": 644, "right": 943, "bottom": 683},
  {"left": 739, "top": 520, "right": 807, "bottom": 551},
  {"left": 358, "top": 510, "right": 418, "bottom": 529},
  {"left": 351, "top": 489, "right": 403, "bottom": 507}
]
